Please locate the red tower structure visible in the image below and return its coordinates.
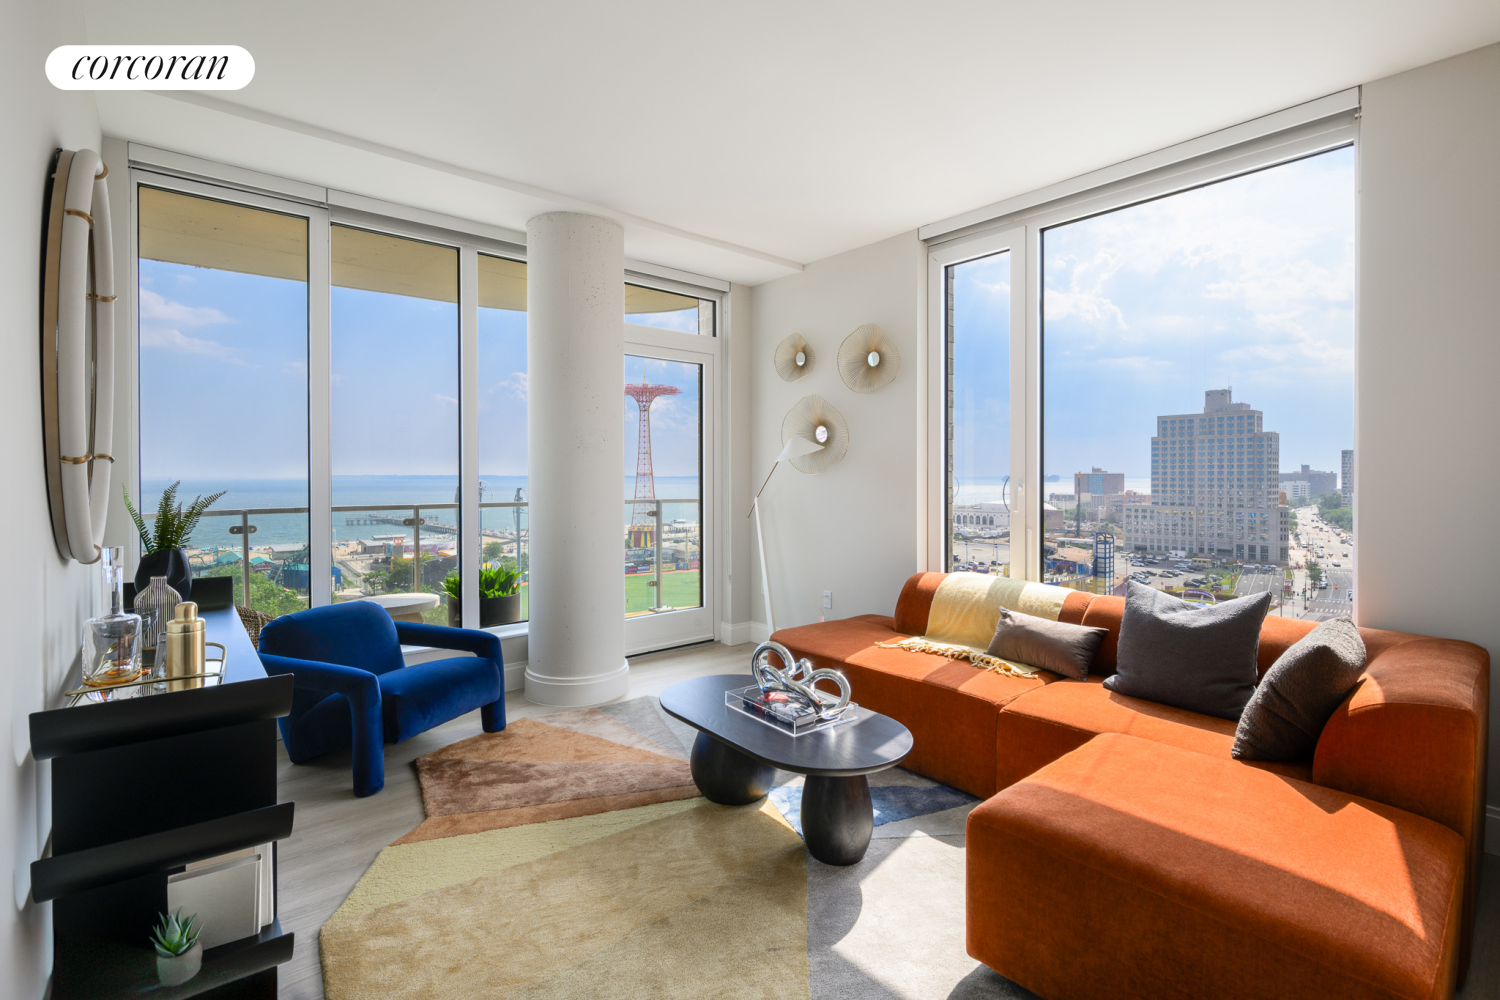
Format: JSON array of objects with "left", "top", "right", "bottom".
[{"left": 625, "top": 375, "right": 681, "bottom": 548}]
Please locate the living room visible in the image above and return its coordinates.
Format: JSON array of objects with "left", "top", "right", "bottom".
[{"left": 4, "top": 3, "right": 1498, "bottom": 998}]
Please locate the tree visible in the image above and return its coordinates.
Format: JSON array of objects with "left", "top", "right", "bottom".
[
  {"left": 1307, "top": 560, "right": 1324, "bottom": 586},
  {"left": 202, "top": 565, "right": 308, "bottom": 617}
]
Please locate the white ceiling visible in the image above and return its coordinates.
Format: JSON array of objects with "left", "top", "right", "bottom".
[{"left": 83, "top": 0, "right": 1500, "bottom": 284}]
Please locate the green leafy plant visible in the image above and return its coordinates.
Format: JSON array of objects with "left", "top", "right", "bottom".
[
  {"left": 442, "top": 565, "right": 522, "bottom": 602},
  {"left": 124, "top": 481, "right": 228, "bottom": 554},
  {"left": 150, "top": 908, "right": 202, "bottom": 958}
]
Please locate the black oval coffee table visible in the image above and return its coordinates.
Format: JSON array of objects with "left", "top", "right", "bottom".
[{"left": 660, "top": 674, "right": 913, "bottom": 865}]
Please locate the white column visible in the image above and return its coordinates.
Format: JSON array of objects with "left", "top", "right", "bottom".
[{"left": 524, "top": 212, "right": 627, "bottom": 705}]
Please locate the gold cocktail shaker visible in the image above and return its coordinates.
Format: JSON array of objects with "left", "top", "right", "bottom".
[{"left": 163, "top": 602, "right": 206, "bottom": 692}]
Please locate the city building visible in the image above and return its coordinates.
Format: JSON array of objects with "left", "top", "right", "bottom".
[
  {"left": 1074, "top": 467, "right": 1125, "bottom": 498},
  {"left": 952, "top": 502, "right": 1009, "bottom": 531},
  {"left": 1279, "top": 464, "right": 1337, "bottom": 496},
  {"left": 1342, "top": 449, "right": 1355, "bottom": 507},
  {"left": 1284, "top": 480, "right": 1313, "bottom": 502},
  {"left": 1123, "top": 389, "right": 1290, "bottom": 564},
  {"left": 1107, "top": 491, "right": 1152, "bottom": 516}
]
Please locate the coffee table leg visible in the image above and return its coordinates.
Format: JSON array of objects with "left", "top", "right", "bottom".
[
  {"left": 690, "top": 731, "right": 774, "bottom": 805},
  {"left": 801, "top": 774, "right": 873, "bottom": 865}
]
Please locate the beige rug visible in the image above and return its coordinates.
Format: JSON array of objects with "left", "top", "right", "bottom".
[{"left": 320, "top": 697, "right": 1033, "bottom": 999}]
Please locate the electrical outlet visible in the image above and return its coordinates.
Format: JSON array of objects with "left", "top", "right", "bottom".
[{"left": 821, "top": 591, "right": 832, "bottom": 609}]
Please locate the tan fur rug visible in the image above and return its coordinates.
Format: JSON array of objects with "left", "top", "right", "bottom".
[{"left": 395, "top": 708, "right": 698, "bottom": 845}]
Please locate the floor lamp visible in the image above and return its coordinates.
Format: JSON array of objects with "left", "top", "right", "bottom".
[{"left": 749, "top": 436, "right": 825, "bottom": 634}]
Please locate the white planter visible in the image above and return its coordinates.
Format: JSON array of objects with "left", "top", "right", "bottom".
[{"left": 156, "top": 941, "right": 202, "bottom": 987}]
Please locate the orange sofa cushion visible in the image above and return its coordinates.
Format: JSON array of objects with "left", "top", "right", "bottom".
[
  {"left": 967, "top": 733, "right": 1465, "bottom": 1000},
  {"left": 1313, "top": 635, "right": 1490, "bottom": 981},
  {"left": 773, "top": 614, "right": 1052, "bottom": 798},
  {"left": 993, "top": 676, "right": 1313, "bottom": 791}
]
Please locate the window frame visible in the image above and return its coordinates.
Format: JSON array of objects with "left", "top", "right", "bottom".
[
  {"left": 925, "top": 112, "right": 1359, "bottom": 582},
  {"left": 123, "top": 154, "right": 727, "bottom": 644}
]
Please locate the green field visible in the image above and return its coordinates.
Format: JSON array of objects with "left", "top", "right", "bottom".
[{"left": 625, "top": 570, "right": 702, "bottom": 616}]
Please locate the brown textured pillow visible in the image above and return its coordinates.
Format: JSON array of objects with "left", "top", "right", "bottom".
[
  {"left": 986, "top": 607, "right": 1108, "bottom": 680},
  {"left": 1232, "top": 616, "right": 1367, "bottom": 762}
]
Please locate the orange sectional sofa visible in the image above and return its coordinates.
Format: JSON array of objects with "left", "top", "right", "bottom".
[{"left": 772, "top": 571, "right": 1490, "bottom": 997}]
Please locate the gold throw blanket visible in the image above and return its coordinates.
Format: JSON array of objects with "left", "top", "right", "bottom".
[{"left": 877, "top": 573, "right": 1072, "bottom": 677}]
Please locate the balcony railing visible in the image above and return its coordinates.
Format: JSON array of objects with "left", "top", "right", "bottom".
[{"left": 154, "top": 496, "right": 703, "bottom": 621}]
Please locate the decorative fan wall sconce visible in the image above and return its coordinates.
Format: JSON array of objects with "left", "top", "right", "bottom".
[
  {"left": 837, "top": 323, "right": 900, "bottom": 393},
  {"left": 774, "top": 332, "right": 814, "bottom": 382},
  {"left": 42, "top": 148, "right": 116, "bottom": 564},
  {"left": 781, "top": 395, "right": 849, "bottom": 474}
]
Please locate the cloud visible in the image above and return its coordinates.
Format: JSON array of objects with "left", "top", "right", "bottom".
[
  {"left": 139, "top": 325, "right": 251, "bottom": 366},
  {"left": 432, "top": 393, "right": 458, "bottom": 406},
  {"left": 281, "top": 360, "right": 306, "bottom": 376},
  {"left": 496, "top": 371, "right": 527, "bottom": 402},
  {"left": 139, "top": 288, "right": 230, "bottom": 327}
]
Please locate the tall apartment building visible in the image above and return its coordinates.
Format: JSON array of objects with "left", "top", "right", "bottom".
[
  {"left": 1074, "top": 467, "right": 1125, "bottom": 498},
  {"left": 1341, "top": 449, "right": 1354, "bottom": 506},
  {"left": 1278, "top": 463, "right": 1337, "bottom": 496},
  {"left": 1123, "top": 389, "right": 1290, "bottom": 564}
]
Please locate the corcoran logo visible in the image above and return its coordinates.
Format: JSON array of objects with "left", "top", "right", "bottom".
[{"left": 46, "top": 45, "right": 254, "bottom": 90}]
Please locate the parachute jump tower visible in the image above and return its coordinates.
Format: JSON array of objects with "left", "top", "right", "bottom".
[{"left": 625, "top": 375, "right": 680, "bottom": 548}]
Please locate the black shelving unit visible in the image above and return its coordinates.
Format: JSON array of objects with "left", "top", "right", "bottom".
[{"left": 31, "top": 609, "right": 295, "bottom": 999}]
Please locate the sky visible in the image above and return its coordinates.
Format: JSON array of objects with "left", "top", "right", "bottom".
[
  {"left": 952, "top": 145, "right": 1356, "bottom": 488},
  {"left": 139, "top": 255, "right": 704, "bottom": 487}
]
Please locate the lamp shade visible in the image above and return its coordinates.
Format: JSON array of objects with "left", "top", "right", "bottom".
[
  {"left": 776, "top": 435, "right": 825, "bottom": 463},
  {"left": 781, "top": 395, "right": 849, "bottom": 474}
]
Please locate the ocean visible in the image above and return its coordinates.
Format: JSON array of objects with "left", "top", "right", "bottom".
[
  {"left": 954, "top": 477, "right": 1152, "bottom": 506},
  {"left": 143, "top": 476, "right": 702, "bottom": 551}
]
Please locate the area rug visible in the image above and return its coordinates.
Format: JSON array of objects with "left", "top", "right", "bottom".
[
  {"left": 395, "top": 704, "right": 699, "bottom": 844},
  {"left": 320, "top": 697, "right": 1041, "bottom": 999}
]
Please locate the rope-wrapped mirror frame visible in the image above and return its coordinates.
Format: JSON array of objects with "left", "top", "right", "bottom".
[{"left": 42, "top": 148, "right": 115, "bottom": 564}]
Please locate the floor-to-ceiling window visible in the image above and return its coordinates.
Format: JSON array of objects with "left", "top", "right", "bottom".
[
  {"left": 477, "top": 254, "right": 529, "bottom": 622},
  {"left": 136, "top": 186, "right": 310, "bottom": 616},
  {"left": 329, "top": 226, "right": 461, "bottom": 626},
  {"left": 135, "top": 168, "right": 724, "bottom": 649},
  {"left": 1038, "top": 146, "right": 1355, "bottom": 617},
  {"left": 946, "top": 251, "right": 1012, "bottom": 575}
]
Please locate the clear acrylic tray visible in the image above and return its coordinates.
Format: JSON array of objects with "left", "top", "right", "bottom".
[{"left": 725, "top": 685, "right": 859, "bottom": 736}]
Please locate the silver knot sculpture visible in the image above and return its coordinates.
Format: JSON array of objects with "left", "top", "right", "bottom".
[{"left": 750, "top": 640, "right": 852, "bottom": 720}]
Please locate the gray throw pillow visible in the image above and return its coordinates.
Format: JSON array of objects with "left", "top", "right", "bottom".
[
  {"left": 986, "top": 607, "right": 1108, "bottom": 680},
  {"left": 1232, "top": 617, "right": 1366, "bottom": 762},
  {"left": 1103, "top": 581, "right": 1271, "bottom": 720}
]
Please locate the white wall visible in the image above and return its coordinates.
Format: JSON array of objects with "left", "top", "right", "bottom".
[
  {"left": 749, "top": 233, "right": 925, "bottom": 636},
  {"left": 0, "top": 2, "right": 103, "bottom": 995},
  {"left": 1357, "top": 42, "right": 1500, "bottom": 845}
]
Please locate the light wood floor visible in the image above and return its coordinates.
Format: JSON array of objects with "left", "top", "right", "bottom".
[
  {"left": 273, "top": 639, "right": 1500, "bottom": 999},
  {"left": 275, "top": 640, "right": 748, "bottom": 1000}
]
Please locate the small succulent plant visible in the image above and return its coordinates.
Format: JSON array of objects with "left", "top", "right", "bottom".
[{"left": 151, "top": 909, "right": 203, "bottom": 958}]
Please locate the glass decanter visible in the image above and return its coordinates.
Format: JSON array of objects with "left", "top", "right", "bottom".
[{"left": 82, "top": 546, "right": 144, "bottom": 691}]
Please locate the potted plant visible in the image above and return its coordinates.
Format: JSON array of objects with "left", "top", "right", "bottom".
[
  {"left": 444, "top": 565, "right": 523, "bottom": 627},
  {"left": 151, "top": 908, "right": 203, "bottom": 986},
  {"left": 123, "top": 482, "right": 226, "bottom": 598}
]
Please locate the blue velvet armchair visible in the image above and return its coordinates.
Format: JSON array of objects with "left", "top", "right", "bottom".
[{"left": 257, "top": 601, "right": 505, "bottom": 796}]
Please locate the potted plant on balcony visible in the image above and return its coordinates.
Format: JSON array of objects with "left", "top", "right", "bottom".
[
  {"left": 443, "top": 565, "right": 523, "bottom": 627},
  {"left": 123, "top": 481, "right": 226, "bottom": 599},
  {"left": 151, "top": 908, "right": 203, "bottom": 986}
]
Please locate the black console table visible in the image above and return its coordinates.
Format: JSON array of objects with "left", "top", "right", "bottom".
[{"left": 30, "top": 602, "right": 295, "bottom": 999}]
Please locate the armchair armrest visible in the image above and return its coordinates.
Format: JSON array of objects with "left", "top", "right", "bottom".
[
  {"left": 394, "top": 622, "right": 503, "bottom": 662},
  {"left": 257, "top": 652, "right": 386, "bottom": 796},
  {"left": 258, "top": 652, "right": 379, "bottom": 695}
]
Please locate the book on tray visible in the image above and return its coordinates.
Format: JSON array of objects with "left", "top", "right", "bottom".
[{"left": 725, "top": 685, "right": 858, "bottom": 736}]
